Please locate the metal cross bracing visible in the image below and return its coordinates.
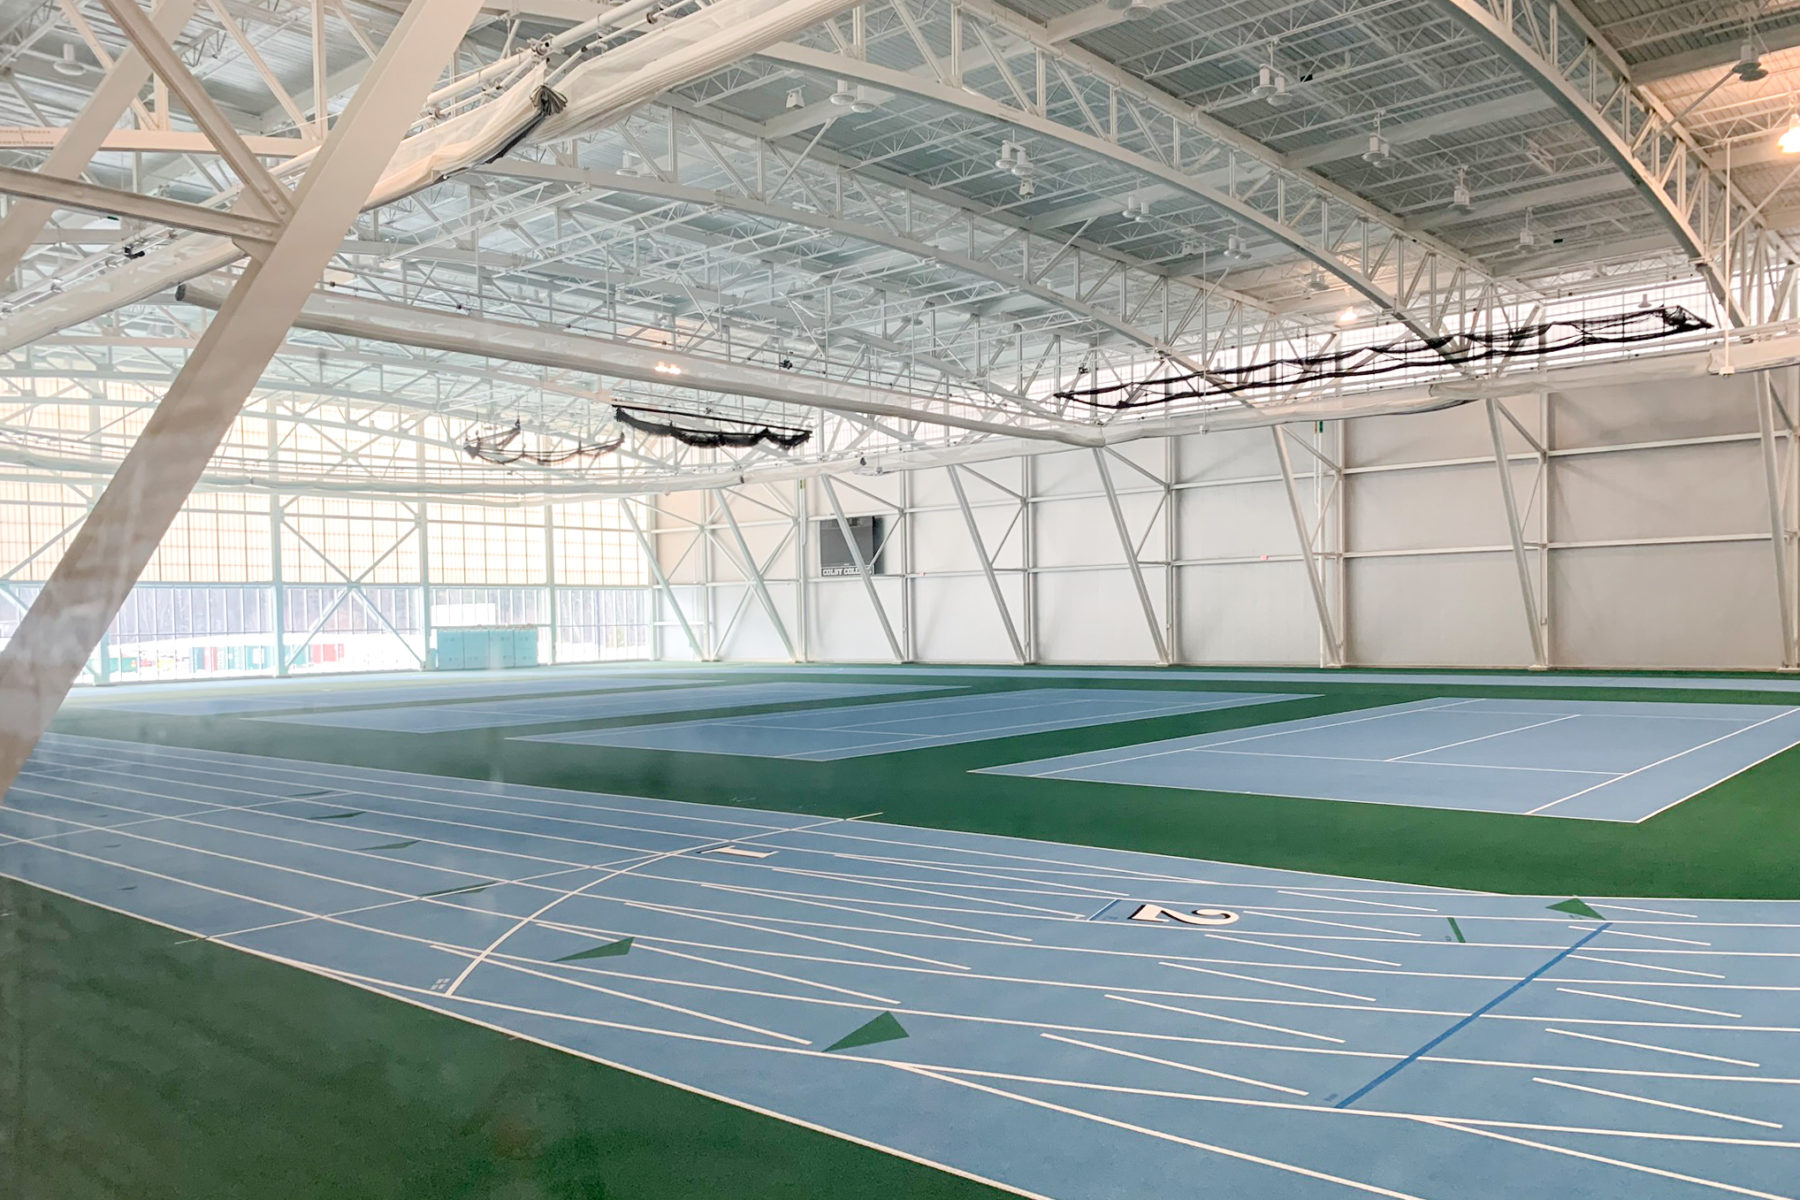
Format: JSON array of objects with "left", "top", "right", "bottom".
[
  {"left": 718, "top": 0, "right": 1537, "bottom": 341},
  {"left": 1435, "top": 0, "right": 1800, "bottom": 328}
]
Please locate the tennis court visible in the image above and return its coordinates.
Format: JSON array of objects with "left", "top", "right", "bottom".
[
  {"left": 519, "top": 687, "right": 1310, "bottom": 759},
  {"left": 252, "top": 681, "right": 955, "bottom": 734},
  {"left": 982, "top": 697, "right": 1800, "bottom": 821}
]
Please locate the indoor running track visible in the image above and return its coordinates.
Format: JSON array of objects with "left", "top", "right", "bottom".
[{"left": 3, "top": 735, "right": 1799, "bottom": 1200}]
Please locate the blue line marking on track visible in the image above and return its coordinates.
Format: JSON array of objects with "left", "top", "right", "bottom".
[{"left": 1334, "top": 922, "right": 1613, "bottom": 1108}]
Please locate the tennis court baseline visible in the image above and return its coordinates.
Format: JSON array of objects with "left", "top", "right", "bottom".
[
  {"left": 981, "top": 697, "right": 1800, "bottom": 821},
  {"left": 516, "top": 688, "right": 1310, "bottom": 760},
  {"left": 254, "top": 681, "right": 955, "bottom": 734}
]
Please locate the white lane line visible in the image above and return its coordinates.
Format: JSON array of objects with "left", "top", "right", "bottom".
[
  {"left": 631, "top": 942, "right": 901, "bottom": 1006},
  {"left": 1106, "top": 993, "right": 1344, "bottom": 1044},
  {"left": 1569, "top": 954, "right": 1725, "bottom": 979},
  {"left": 460, "top": 950, "right": 813, "bottom": 1046},
  {"left": 1527, "top": 707, "right": 1800, "bottom": 816},
  {"left": 825, "top": 852, "right": 1126, "bottom": 900},
  {"left": 1532, "top": 1076, "right": 1782, "bottom": 1129},
  {"left": 1608, "top": 930, "right": 1714, "bottom": 947},
  {"left": 25, "top": 747, "right": 750, "bottom": 853},
  {"left": 662, "top": 873, "right": 1039, "bottom": 941},
  {"left": 890, "top": 1063, "right": 1432, "bottom": 1200},
  {"left": 1276, "top": 890, "right": 1440, "bottom": 913},
  {"left": 31, "top": 737, "right": 808, "bottom": 836},
  {"left": 1558, "top": 988, "right": 1742, "bottom": 1019},
  {"left": 1205, "top": 932, "right": 1402, "bottom": 967},
  {"left": 1424, "top": 1117, "right": 1798, "bottom": 1200},
  {"left": 1160, "top": 960, "right": 1377, "bottom": 1002},
  {"left": 722, "top": 859, "right": 1086, "bottom": 917},
  {"left": 1544, "top": 1028, "right": 1761, "bottom": 1068},
  {"left": 441, "top": 811, "right": 873, "bottom": 998},
  {"left": 1602, "top": 903, "right": 1703, "bottom": 919},
  {"left": 1258, "top": 911, "right": 1422, "bottom": 937},
  {"left": 1040, "top": 1032, "right": 1308, "bottom": 1096},
  {"left": 618, "top": 897, "right": 974, "bottom": 971}
]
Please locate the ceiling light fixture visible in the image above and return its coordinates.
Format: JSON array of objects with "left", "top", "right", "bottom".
[
  {"left": 1362, "top": 114, "right": 1392, "bottom": 166},
  {"left": 1518, "top": 208, "right": 1537, "bottom": 249},
  {"left": 53, "top": 43, "right": 84, "bottom": 77},
  {"left": 1304, "top": 270, "right": 1330, "bottom": 293},
  {"left": 1010, "top": 144, "right": 1035, "bottom": 179},
  {"left": 829, "top": 78, "right": 858, "bottom": 106},
  {"left": 1451, "top": 166, "right": 1474, "bottom": 212},
  {"left": 1780, "top": 113, "right": 1800, "bottom": 154},
  {"left": 1735, "top": 39, "right": 1768, "bottom": 82},
  {"left": 1336, "top": 306, "right": 1359, "bottom": 325},
  {"left": 1250, "top": 63, "right": 1290, "bottom": 107},
  {"left": 1223, "top": 232, "right": 1251, "bottom": 262},
  {"left": 653, "top": 361, "right": 682, "bottom": 375},
  {"left": 994, "top": 140, "right": 1017, "bottom": 172},
  {"left": 1122, "top": 192, "right": 1150, "bottom": 222}
]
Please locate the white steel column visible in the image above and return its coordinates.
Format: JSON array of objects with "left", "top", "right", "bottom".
[
  {"left": 0, "top": 0, "right": 485, "bottom": 794},
  {"left": 1094, "top": 448, "right": 1170, "bottom": 664},
  {"left": 947, "top": 464, "right": 1026, "bottom": 664},
  {"left": 821, "top": 476, "right": 903, "bottom": 662},
  {"left": 1485, "top": 398, "right": 1549, "bottom": 668},
  {"left": 1756, "top": 374, "right": 1800, "bottom": 669},
  {"left": 1271, "top": 425, "right": 1344, "bottom": 668}
]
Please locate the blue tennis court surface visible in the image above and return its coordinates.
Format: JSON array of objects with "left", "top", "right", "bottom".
[
  {"left": 982, "top": 697, "right": 1800, "bottom": 821},
  {"left": 515, "top": 688, "right": 1310, "bottom": 760},
  {"left": 4, "top": 734, "right": 1798, "bottom": 1200},
  {"left": 253, "top": 681, "right": 953, "bottom": 734},
  {"left": 93, "top": 673, "right": 717, "bottom": 716}
]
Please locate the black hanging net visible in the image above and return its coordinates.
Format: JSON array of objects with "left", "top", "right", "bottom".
[
  {"left": 463, "top": 420, "right": 623, "bottom": 465},
  {"left": 1055, "top": 306, "right": 1713, "bottom": 411},
  {"left": 615, "top": 404, "right": 812, "bottom": 450}
]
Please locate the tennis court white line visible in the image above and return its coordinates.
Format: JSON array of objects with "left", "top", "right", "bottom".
[
  {"left": 1386, "top": 714, "right": 1582, "bottom": 761},
  {"left": 1183, "top": 746, "right": 1621, "bottom": 776},
  {"left": 1013, "top": 700, "right": 1474, "bottom": 778},
  {"left": 1527, "top": 707, "right": 1800, "bottom": 815}
]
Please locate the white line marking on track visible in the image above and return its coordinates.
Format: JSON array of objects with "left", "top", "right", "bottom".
[
  {"left": 1532, "top": 1076, "right": 1782, "bottom": 1129},
  {"left": 1557, "top": 988, "right": 1742, "bottom": 1019},
  {"left": 1206, "top": 932, "right": 1402, "bottom": 967},
  {"left": 1543, "top": 1028, "right": 1760, "bottom": 1068},
  {"left": 1040, "top": 1032, "right": 1309, "bottom": 1096},
  {"left": 1607, "top": 930, "right": 1713, "bottom": 947},
  {"left": 1160, "top": 960, "right": 1378, "bottom": 1002},
  {"left": 1425, "top": 1117, "right": 1797, "bottom": 1199},
  {"left": 1106, "top": 994, "right": 1344, "bottom": 1044},
  {"left": 1569, "top": 954, "right": 1725, "bottom": 979},
  {"left": 1275, "top": 890, "right": 1440, "bottom": 913}
]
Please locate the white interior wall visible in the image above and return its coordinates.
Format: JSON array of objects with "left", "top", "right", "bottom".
[{"left": 646, "top": 369, "right": 1800, "bottom": 670}]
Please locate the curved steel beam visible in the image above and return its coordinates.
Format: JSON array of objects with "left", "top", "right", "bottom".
[
  {"left": 1437, "top": 0, "right": 1794, "bottom": 327},
  {"left": 759, "top": 0, "right": 1522, "bottom": 341}
]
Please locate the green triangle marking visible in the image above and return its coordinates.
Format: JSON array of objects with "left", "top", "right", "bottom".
[
  {"left": 557, "top": 937, "right": 633, "bottom": 962},
  {"left": 307, "top": 811, "right": 365, "bottom": 822},
  {"left": 1549, "top": 897, "right": 1604, "bottom": 920},
  {"left": 364, "top": 840, "right": 418, "bottom": 852},
  {"left": 825, "top": 1012, "right": 908, "bottom": 1053},
  {"left": 422, "top": 882, "right": 495, "bottom": 898}
]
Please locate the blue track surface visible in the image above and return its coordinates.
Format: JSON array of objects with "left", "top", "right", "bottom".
[
  {"left": 518, "top": 688, "right": 1311, "bottom": 760},
  {"left": 97, "top": 673, "right": 718, "bottom": 716},
  {"left": 4, "top": 734, "right": 1798, "bottom": 1200},
  {"left": 982, "top": 698, "right": 1800, "bottom": 821},
  {"left": 251, "top": 681, "right": 955, "bottom": 734}
]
